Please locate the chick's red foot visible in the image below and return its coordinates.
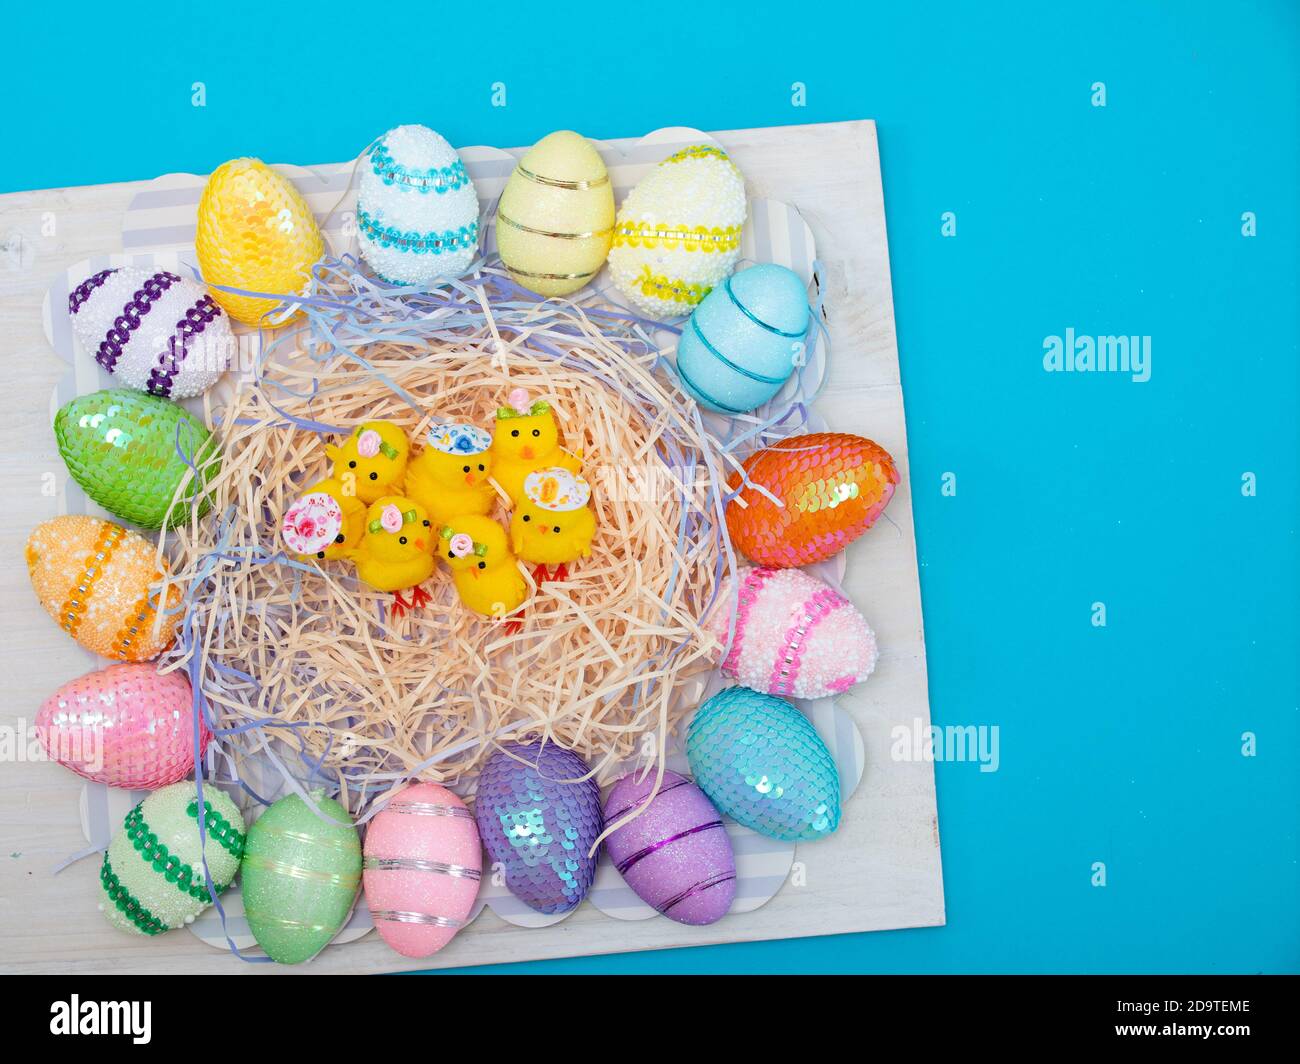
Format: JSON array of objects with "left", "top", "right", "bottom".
[
  {"left": 531, "top": 564, "right": 551, "bottom": 584},
  {"left": 504, "top": 617, "right": 523, "bottom": 636},
  {"left": 390, "top": 591, "right": 411, "bottom": 617},
  {"left": 552, "top": 563, "right": 569, "bottom": 581},
  {"left": 409, "top": 585, "right": 432, "bottom": 608}
]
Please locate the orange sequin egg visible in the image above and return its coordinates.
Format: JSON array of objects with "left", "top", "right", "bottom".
[
  {"left": 195, "top": 158, "right": 325, "bottom": 326},
  {"left": 25, "top": 516, "right": 182, "bottom": 661},
  {"left": 726, "top": 433, "right": 899, "bottom": 567}
]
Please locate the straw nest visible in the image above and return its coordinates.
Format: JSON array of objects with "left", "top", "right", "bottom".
[{"left": 159, "top": 301, "right": 733, "bottom": 814}]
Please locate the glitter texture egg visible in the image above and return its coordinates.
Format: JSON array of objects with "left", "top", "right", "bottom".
[
  {"left": 706, "top": 566, "right": 878, "bottom": 700},
  {"left": 727, "top": 432, "right": 899, "bottom": 567},
  {"left": 603, "top": 770, "right": 736, "bottom": 925},
  {"left": 363, "top": 783, "right": 482, "bottom": 958},
  {"left": 55, "top": 388, "right": 220, "bottom": 529},
  {"left": 674, "top": 263, "right": 809, "bottom": 414},
  {"left": 357, "top": 125, "right": 480, "bottom": 285},
  {"left": 686, "top": 686, "right": 840, "bottom": 842},
  {"left": 607, "top": 144, "right": 746, "bottom": 320},
  {"left": 496, "top": 131, "right": 614, "bottom": 297},
  {"left": 195, "top": 157, "right": 325, "bottom": 326},
  {"left": 26, "top": 516, "right": 182, "bottom": 661},
  {"left": 474, "top": 742, "right": 603, "bottom": 914},
  {"left": 36, "top": 664, "right": 209, "bottom": 789},
  {"left": 68, "top": 267, "right": 232, "bottom": 398},
  {"left": 241, "top": 790, "right": 361, "bottom": 964},
  {"left": 99, "top": 782, "right": 245, "bottom": 936}
]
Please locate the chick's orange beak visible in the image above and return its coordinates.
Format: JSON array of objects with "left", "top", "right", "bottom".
[
  {"left": 414, "top": 538, "right": 425, "bottom": 551},
  {"left": 464, "top": 472, "right": 476, "bottom": 485},
  {"left": 537, "top": 525, "right": 549, "bottom": 535},
  {"left": 520, "top": 446, "right": 535, "bottom": 460}
]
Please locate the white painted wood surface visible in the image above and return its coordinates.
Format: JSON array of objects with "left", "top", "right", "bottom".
[{"left": 0, "top": 120, "right": 944, "bottom": 973}]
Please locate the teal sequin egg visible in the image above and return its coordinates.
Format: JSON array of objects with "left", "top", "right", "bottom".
[{"left": 685, "top": 686, "right": 840, "bottom": 841}]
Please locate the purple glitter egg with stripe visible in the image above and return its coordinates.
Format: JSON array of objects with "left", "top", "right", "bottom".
[
  {"left": 603, "top": 770, "right": 736, "bottom": 925},
  {"left": 474, "top": 743, "right": 603, "bottom": 914}
]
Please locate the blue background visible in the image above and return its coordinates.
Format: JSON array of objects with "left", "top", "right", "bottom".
[{"left": 4, "top": 1, "right": 1296, "bottom": 973}]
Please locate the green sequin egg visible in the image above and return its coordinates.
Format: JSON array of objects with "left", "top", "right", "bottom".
[
  {"left": 99, "top": 782, "right": 246, "bottom": 936},
  {"left": 55, "top": 389, "right": 220, "bottom": 529}
]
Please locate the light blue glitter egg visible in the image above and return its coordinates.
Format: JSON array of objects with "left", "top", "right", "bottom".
[
  {"left": 674, "top": 263, "right": 810, "bottom": 415},
  {"left": 685, "top": 686, "right": 840, "bottom": 841}
]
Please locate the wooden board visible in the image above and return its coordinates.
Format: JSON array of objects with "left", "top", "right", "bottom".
[{"left": 0, "top": 120, "right": 944, "bottom": 973}]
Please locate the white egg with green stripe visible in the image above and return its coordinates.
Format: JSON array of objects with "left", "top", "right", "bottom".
[{"left": 98, "top": 782, "right": 246, "bottom": 936}]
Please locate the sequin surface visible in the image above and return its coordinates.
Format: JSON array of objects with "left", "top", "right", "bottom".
[
  {"left": 25, "top": 515, "right": 182, "bottom": 661},
  {"left": 100, "top": 782, "right": 245, "bottom": 936},
  {"left": 55, "top": 388, "right": 219, "bottom": 529},
  {"left": 241, "top": 790, "right": 362, "bottom": 965},
  {"left": 363, "top": 783, "right": 482, "bottom": 958},
  {"left": 474, "top": 742, "right": 603, "bottom": 914},
  {"left": 195, "top": 157, "right": 325, "bottom": 325},
  {"left": 37, "top": 664, "right": 208, "bottom": 789},
  {"left": 603, "top": 770, "right": 736, "bottom": 925},
  {"left": 726, "top": 432, "right": 899, "bottom": 566},
  {"left": 706, "top": 566, "right": 878, "bottom": 699},
  {"left": 686, "top": 686, "right": 841, "bottom": 842}
]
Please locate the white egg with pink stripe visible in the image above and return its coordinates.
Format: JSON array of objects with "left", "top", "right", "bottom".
[{"left": 706, "top": 566, "right": 878, "bottom": 700}]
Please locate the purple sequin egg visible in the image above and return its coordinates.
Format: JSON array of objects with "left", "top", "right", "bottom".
[
  {"left": 603, "top": 770, "right": 736, "bottom": 925},
  {"left": 474, "top": 742, "right": 603, "bottom": 914}
]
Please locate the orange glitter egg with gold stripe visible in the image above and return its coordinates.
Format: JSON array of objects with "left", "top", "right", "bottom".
[
  {"left": 25, "top": 516, "right": 182, "bottom": 662},
  {"left": 726, "top": 433, "right": 899, "bottom": 567},
  {"left": 195, "top": 158, "right": 325, "bottom": 326}
]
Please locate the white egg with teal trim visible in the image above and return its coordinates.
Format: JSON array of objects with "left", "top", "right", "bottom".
[
  {"left": 98, "top": 782, "right": 246, "bottom": 936},
  {"left": 357, "top": 124, "right": 480, "bottom": 285},
  {"left": 674, "top": 263, "right": 811, "bottom": 415},
  {"left": 608, "top": 145, "right": 746, "bottom": 320}
]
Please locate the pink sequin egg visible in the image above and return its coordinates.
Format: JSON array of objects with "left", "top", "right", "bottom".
[
  {"left": 363, "top": 783, "right": 482, "bottom": 958},
  {"left": 36, "top": 664, "right": 208, "bottom": 789},
  {"left": 603, "top": 770, "right": 736, "bottom": 925},
  {"left": 706, "top": 566, "right": 878, "bottom": 700}
]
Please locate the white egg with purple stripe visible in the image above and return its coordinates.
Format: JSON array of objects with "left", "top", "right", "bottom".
[
  {"left": 357, "top": 124, "right": 480, "bottom": 285},
  {"left": 67, "top": 266, "right": 231, "bottom": 399}
]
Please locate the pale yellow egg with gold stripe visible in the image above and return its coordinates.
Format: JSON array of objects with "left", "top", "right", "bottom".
[
  {"left": 496, "top": 131, "right": 614, "bottom": 297},
  {"left": 608, "top": 145, "right": 746, "bottom": 320}
]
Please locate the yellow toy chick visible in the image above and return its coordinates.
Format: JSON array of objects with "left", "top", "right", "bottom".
[
  {"left": 350, "top": 496, "right": 436, "bottom": 614},
  {"left": 281, "top": 478, "right": 366, "bottom": 561},
  {"left": 489, "top": 388, "right": 581, "bottom": 506},
  {"left": 439, "top": 514, "right": 527, "bottom": 619},
  {"left": 404, "top": 422, "right": 497, "bottom": 526},
  {"left": 326, "top": 421, "right": 411, "bottom": 505},
  {"left": 509, "top": 468, "right": 596, "bottom": 583}
]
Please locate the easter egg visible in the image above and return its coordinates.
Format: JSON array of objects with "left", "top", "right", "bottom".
[
  {"left": 474, "top": 742, "right": 603, "bottom": 914},
  {"left": 726, "top": 432, "right": 899, "bottom": 567},
  {"left": 99, "top": 782, "right": 245, "bottom": 936},
  {"left": 26, "top": 516, "right": 182, "bottom": 661},
  {"left": 195, "top": 157, "right": 325, "bottom": 326},
  {"left": 603, "top": 770, "right": 736, "bottom": 925},
  {"left": 68, "top": 267, "right": 232, "bottom": 398},
  {"left": 674, "top": 264, "right": 809, "bottom": 414},
  {"left": 706, "top": 567, "right": 878, "bottom": 700},
  {"left": 357, "top": 124, "right": 480, "bottom": 285},
  {"left": 496, "top": 131, "right": 614, "bottom": 297},
  {"left": 686, "top": 686, "right": 840, "bottom": 842},
  {"left": 608, "top": 144, "right": 746, "bottom": 320},
  {"left": 55, "top": 388, "right": 220, "bottom": 529},
  {"left": 363, "top": 783, "right": 482, "bottom": 958},
  {"left": 36, "top": 664, "right": 209, "bottom": 789},
  {"left": 241, "top": 790, "right": 362, "bottom": 964}
]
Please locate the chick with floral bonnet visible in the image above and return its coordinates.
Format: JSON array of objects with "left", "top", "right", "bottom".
[{"left": 489, "top": 387, "right": 581, "bottom": 506}]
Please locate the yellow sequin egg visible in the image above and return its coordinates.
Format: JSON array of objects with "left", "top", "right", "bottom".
[
  {"left": 496, "top": 131, "right": 614, "bottom": 296},
  {"left": 608, "top": 145, "right": 746, "bottom": 319},
  {"left": 195, "top": 158, "right": 325, "bottom": 326},
  {"left": 25, "top": 516, "right": 182, "bottom": 662}
]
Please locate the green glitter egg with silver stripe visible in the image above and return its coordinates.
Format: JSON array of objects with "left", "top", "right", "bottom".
[
  {"left": 99, "top": 782, "right": 246, "bottom": 936},
  {"left": 241, "top": 789, "right": 362, "bottom": 965}
]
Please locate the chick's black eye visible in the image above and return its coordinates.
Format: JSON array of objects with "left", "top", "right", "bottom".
[
  {"left": 399, "top": 536, "right": 407, "bottom": 545},
  {"left": 511, "top": 429, "right": 519, "bottom": 438},
  {"left": 422, "top": 519, "right": 430, "bottom": 527},
  {"left": 477, "top": 561, "right": 486, "bottom": 570},
  {"left": 553, "top": 526, "right": 561, "bottom": 533},
  {"left": 348, "top": 460, "right": 356, "bottom": 469},
  {"left": 532, "top": 429, "right": 540, "bottom": 437},
  {"left": 316, "top": 551, "right": 325, "bottom": 559},
  {"left": 335, "top": 534, "right": 345, "bottom": 543},
  {"left": 478, "top": 463, "right": 485, "bottom": 471},
  {"left": 522, "top": 514, "right": 530, "bottom": 522},
  {"left": 448, "top": 551, "right": 455, "bottom": 559},
  {"left": 463, "top": 465, "right": 471, "bottom": 473},
  {"left": 369, "top": 471, "right": 378, "bottom": 480}
]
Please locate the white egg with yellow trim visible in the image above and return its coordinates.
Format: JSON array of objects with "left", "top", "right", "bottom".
[
  {"left": 496, "top": 131, "right": 614, "bottom": 297},
  {"left": 607, "top": 145, "right": 746, "bottom": 320}
]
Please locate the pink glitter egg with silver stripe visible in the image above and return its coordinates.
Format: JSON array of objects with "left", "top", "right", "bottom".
[
  {"left": 363, "top": 783, "right": 482, "bottom": 958},
  {"left": 36, "top": 664, "right": 208, "bottom": 789},
  {"left": 706, "top": 566, "right": 878, "bottom": 700},
  {"left": 603, "top": 770, "right": 736, "bottom": 925}
]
